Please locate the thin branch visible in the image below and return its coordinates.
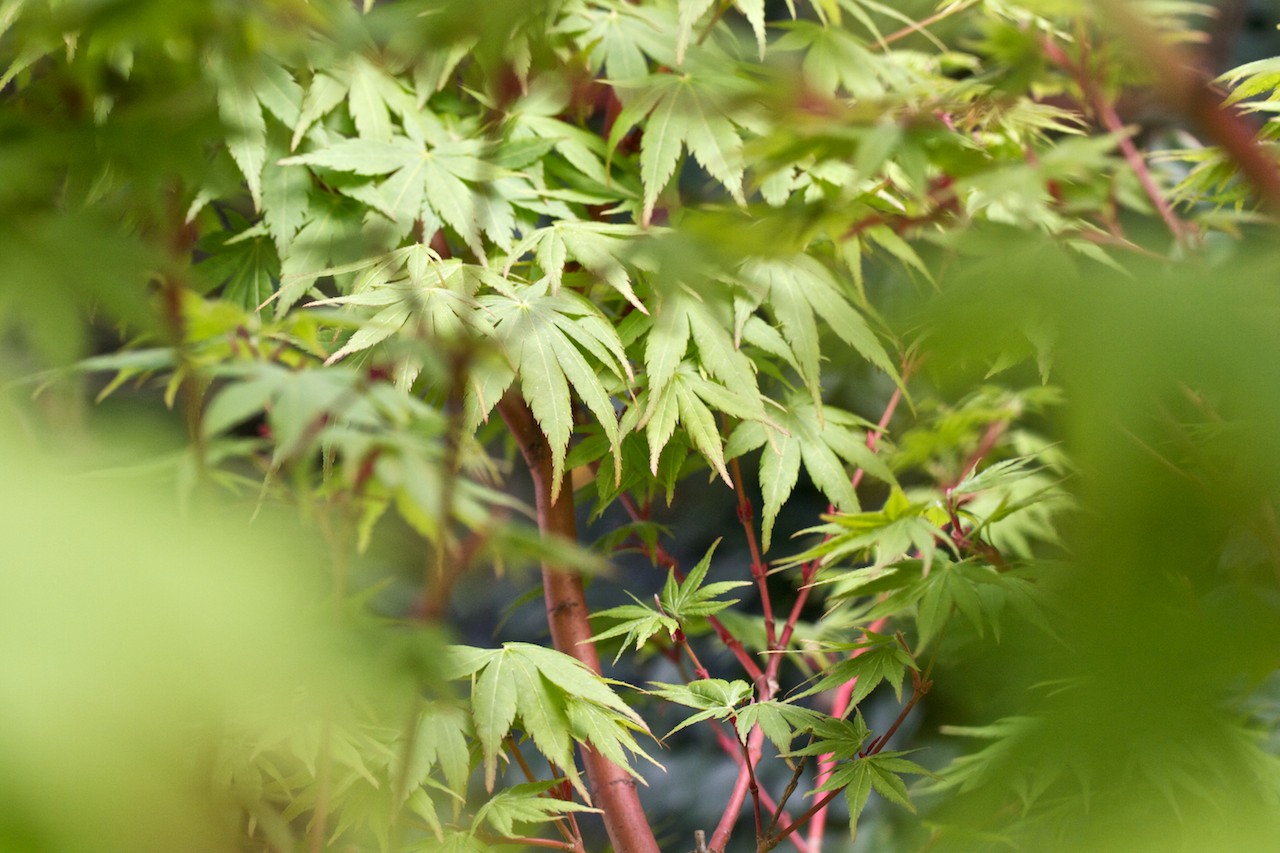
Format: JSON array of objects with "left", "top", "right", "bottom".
[
  {"left": 729, "top": 448, "right": 777, "bottom": 649},
  {"left": 1100, "top": 2, "right": 1280, "bottom": 211},
  {"left": 678, "top": 632, "right": 712, "bottom": 681},
  {"left": 711, "top": 723, "right": 812, "bottom": 853},
  {"left": 765, "top": 787, "right": 844, "bottom": 852},
  {"left": 805, "top": 616, "right": 889, "bottom": 850},
  {"left": 863, "top": 668, "right": 932, "bottom": 756},
  {"left": 767, "top": 751, "right": 809, "bottom": 837},
  {"left": 1040, "top": 36, "right": 1187, "bottom": 244},
  {"left": 696, "top": 0, "right": 735, "bottom": 48},
  {"left": 710, "top": 726, "right": 765, "bottom": 852},
  {"left": 735, "top": 724, "right": 767, "bottom": 843},
  {"left": 874, "top": 0, "right": 980, "bottom": 52},
  {"left": 475, "top": 833, "right": 581, "bottom": 851}
]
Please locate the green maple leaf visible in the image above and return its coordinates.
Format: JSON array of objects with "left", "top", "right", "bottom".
[
  {"left": 739, "top": 254, "right": 900, "bottom": 415},
  {"left": 588, "top": 599, "right": 680, "bottom": 664},
  {"left": 280, "top": 132, "right": 517, "bottom": 260},
  {"left": 732, "top": 700, "right": 823, "bottom": 752},
  {"left": 505, "top": 221, "right": 647, "bottom": 312},
  {"left": 305, "top": 249, "right": 497, "bottom": 364},
  {"left": 448, "top": 643, "right": 657, "bottom": 796},
  {"left": 608, "top": 67, "right": 750, "bottom": 225},
  {"left": 773, "top": 19, "right": 908, "bottom": 98},
  {"left": 292, "top": 54, "right": 413, "bottom": 148},
  {"left": 273, "top": 192, "right": 373, "bottom": 313},
  {"left": 404, "top": 701, "right": 471, "bottom": 799},
  {"left": 503, "top": 78, "right": 617, "bottom": 187},
  {"left": 473, "top": 781, "right": 601, "bottom": 838},
  {"left": 787, "top": 714, "right": 872, "bottom": 762},
  {"left": 560, "top": 1, "right": 676, "bottom": 86},
  {"left": 726, "top": 392, "right": 897, "bottom": 551},
  {"left": 218, "top": 81, "right": 268, "bottom": 213},
  {"left": 789, "top": 487, "right": 953, "bottom": 572},
  {"left": 817, "top": 749, "right": 935, "bottom": 839},
  {"left": 648, "top": 678, "right": 753, "bottom": 738},
  {"left": 630, "top": 283, "right": 769, "bottom": 483},
  {"left": 675, "top": 0, "right": 767, "bottom": 63},
  {"left": 626, "top": 361, "right": 766, "bottom": 484},
  {"left": 480, "top": 279, "right": 633, "bottom": 502},
  {"left": 195, "top": 218, "right": 278, "bottom": 309},
  {"left": 260, "top": 128, "right": 313, "bottom": 257},
  {"left": 660, "top": 539, "right": 750, "bottom": 621},
  {"left": 214, "top": 57, "right": 303, "bottom": 215},
  {"left": 642, "top": 284, "right": 760, "bottom": 419},
  {"left": 588, "top": 541, "right": 746, "bottom": 662},
  {"left": 794, "top": 633, "right": 917, "bottom": 707}
]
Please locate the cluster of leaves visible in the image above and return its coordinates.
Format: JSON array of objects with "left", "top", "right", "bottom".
[{"left": 7, "top": 0, "right": 1280, "bottom": 852}]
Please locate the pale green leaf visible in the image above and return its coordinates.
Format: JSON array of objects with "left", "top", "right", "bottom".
[
  {"left": 219, "top": 82, "right": 268, "bottom": 212},
  {"left": 473, "top": 653, "right": 517, "bottom": 791}
]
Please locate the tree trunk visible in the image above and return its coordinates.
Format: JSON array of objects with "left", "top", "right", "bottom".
[{"left": 496, "top": 390, "right": 661, "bottom": 853}]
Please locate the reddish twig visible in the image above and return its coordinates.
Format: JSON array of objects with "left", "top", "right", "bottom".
[
  {"left": 805, "top": 616, "right": 889, "bottom": 849},
  {"left": 710, "top": 726, "right": 765, "bottom": 852},
  {"left": 729, "top": 448, "right": 777, "bottom": 649},
  {"left": 1040, "top": 36, "right": 1187, "bottom": 244},
  {"left": 1100, "top": 3, "right": 1280, "bottom": 211}
]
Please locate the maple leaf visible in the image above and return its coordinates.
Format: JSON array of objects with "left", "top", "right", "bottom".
[
  {"left": 213, "top": 57, "right": 303, "bottom": 215},
  {"left": 473, "top": 781, "right": 601, "bottom": 838},
  {"left": 281, "top": 132, "right": 519, "bottom": 261},
  {"left": 643, "top": 283, "right": 758, "bottom": 412},
  {"left": 726, "top": 391, "right": 897, "bottom": 551},
  {"left": 608, "top": 65, "right": 751, "bottom": 225},
  {"left": 559, "top": 1, "right": 677, "bottom": 87},
  {"left": 625, "top": 361, "right": 767, "bottom": 484},
  {"left": 503, "top": 80, "right": 616, "bottom": 187},
  {"left": 630, "top": 283, "right": 770, "bottom": 481},
  {"left": 739, "top": 254, "right": 901, "bottom": 415},
  {"left": 479, "top": 278, "right": 633, "bottom": 501},
  {"left": 305, "top": 248, "right": 497, "bottom": 365},
  {"left": 505, "top": 220, "right": 647, "bottom": 312},
  {"left": 194, "top": 220, "right": 278, "bottom": 309},
  {"left": 675, "top": 0, "right": 767, "bottom": 64},
  {"left": 292, "top": 54, "right": 414, "bottom": 149},
  {"left": 448, "top": 643, "right": 658, "bottom": 797}
]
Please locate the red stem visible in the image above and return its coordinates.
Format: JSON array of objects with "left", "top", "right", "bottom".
[
  {"left": 730, "top": 450, "right": 777, "bottom": 649},
  {"left": 1101, "top": 3, "right": 1280, "bottom": 211},
  {"left": 496, "top": 391, "right": 660, "bottom": 853},
  {"left": 710, "top": 726, "right": 765, "bottom": 851},
  {"left": 805, "top": 616, "right": 889, "bottom": 849},
  {"left": 1040, "top": 37, "right": 1187, "bottom": 243}
]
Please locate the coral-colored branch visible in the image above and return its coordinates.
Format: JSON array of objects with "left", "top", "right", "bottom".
[
  {"left": 805, "top": 616, "right": 889, "bottom": 850},
  {"left": 496, "top": 391, "right": 660, "bottom": 853},
  {"left": 710, "top": 726, "right": 765, "bottom": 852},
  {"left": 875, "top": 0, "right": 980, "bottom": 51},
  {"left": 1040, "top": 36, "right": 1187, "bottom": 243},
  {"left": 729, "top": 450, "right": 777, "bottom": 649},
  {"left": 1100, "top": 3, "right": 1280, "bottom": 211}
]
